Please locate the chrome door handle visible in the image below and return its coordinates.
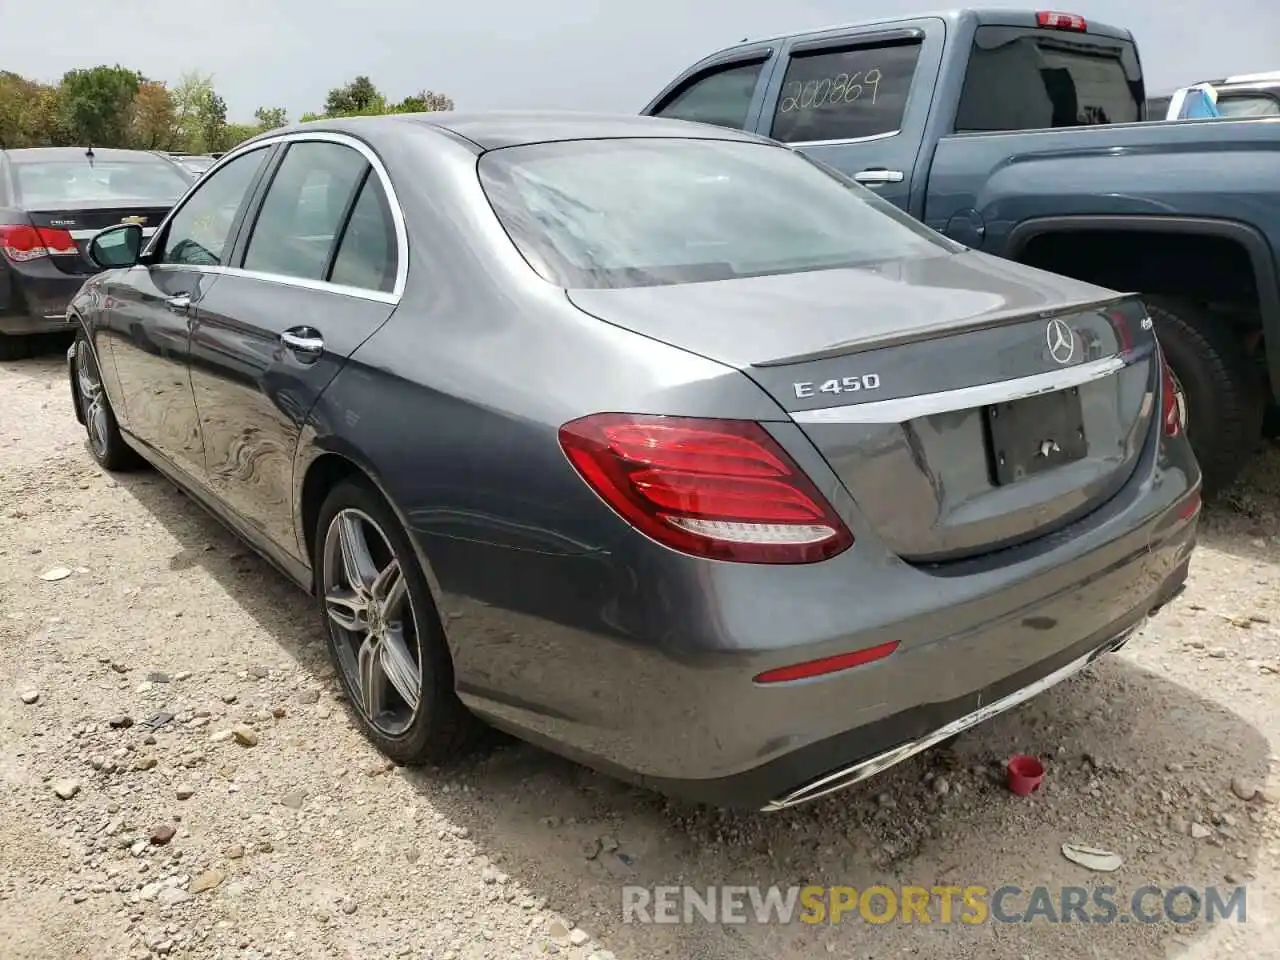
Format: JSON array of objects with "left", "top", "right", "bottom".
[
  {"left": 165, "top": 294, "right": 191, "bottom": 313},
  {"left": 853, "top": 169, "right": 905, "bottom": 185},
  {"left": 280, "top": 328, "right": 324, "bottom": 358}
]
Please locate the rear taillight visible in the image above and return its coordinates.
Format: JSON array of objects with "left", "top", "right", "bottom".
[
  {"left": 1036, "top": 11, "right": 1087, "bottom": 31},
  {"left": 1157, "top": 344, "right": 1182, "bottom": 437},
  {"left": 558, "top": 413, "right": 854, "bottom": 564},
  {"left": 0, "top": 224, "right": 77, "bottom": 262}
]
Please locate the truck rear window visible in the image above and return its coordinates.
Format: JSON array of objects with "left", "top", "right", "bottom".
[{"left": 955, "top": 26, "right": 1142, "bottom": 132}]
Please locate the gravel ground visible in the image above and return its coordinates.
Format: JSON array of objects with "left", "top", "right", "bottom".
[{"left": 4, "top": 342, "right": 1280, "bottom": 959}]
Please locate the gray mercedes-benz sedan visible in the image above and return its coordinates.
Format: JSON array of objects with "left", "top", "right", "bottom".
[{"left": 65, "top": 111, "right": 1200, "bottom": 811}]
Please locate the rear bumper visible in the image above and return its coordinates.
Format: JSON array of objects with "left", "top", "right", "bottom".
[
  {"left": 635, "top": 509, "right": 1195, "bottom": 811},
  {"left": 0, "top": 260, "right": 87, "bottom": 335},
  {"left": 760, "top": 573, "right": 1187, "bottom": 811},
  {"left": 454, "top": 469, "right": 1200, "bottom": 810}
]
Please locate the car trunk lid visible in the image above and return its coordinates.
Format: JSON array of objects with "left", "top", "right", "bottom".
[
  {"left": 566, "top": 252, "right": 1158, "bottom": 563},
  {"left": 25, "top": 202, "right": 170, "bottom": 275}
]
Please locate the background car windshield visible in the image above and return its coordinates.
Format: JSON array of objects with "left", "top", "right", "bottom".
[
  {"left": 478, "top": 138, "right": 955, "bottom": 289},
  {"left": 1216, "top": 94, "right": 1280, "bottom": 117},
  {"left": 11, "top": 159, "right": 191, "bottom": 206}
]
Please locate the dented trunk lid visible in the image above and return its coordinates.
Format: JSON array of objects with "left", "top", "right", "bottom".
[{"left": 566, "top": 251, "right": 1158, "bottom": 562}]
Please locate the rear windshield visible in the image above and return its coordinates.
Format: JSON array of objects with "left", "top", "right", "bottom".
[
  {"left": 955, "top": 26, "right": 1142, "bottom": 132},
  {"left": 11, "top": 158, "right": 191, "bottom": 207},
  {"left": 478, "top": 137, "right": 957, "bottom": 289}
]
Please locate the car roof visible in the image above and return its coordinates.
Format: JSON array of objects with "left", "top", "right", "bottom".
[
  {"left": 682, "top": 7, "right": 1132, "bottom": 67},
  {"left": 254, "top": 111, "right": 771, "bottom": 153},
  {"left": 1, "top": 146, "right": 175, "bottom": 164}
]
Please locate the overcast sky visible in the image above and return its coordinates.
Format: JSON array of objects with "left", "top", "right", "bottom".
[{"left": 2, "top": 0, "right": 1277, "bottom": 122}]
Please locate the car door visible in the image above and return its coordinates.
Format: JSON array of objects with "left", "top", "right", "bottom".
[
  {"left": 187, "top": 134, "right": 401, "bottom": 560},
  {"left": 101, "top": 145, "right": 274, "bottom": 481},
  {"left": 757, "top": 19, "right": 945, "bottom": 214},
  {"left": 644, "top": 44, "right": 781, "bottom": 133}
]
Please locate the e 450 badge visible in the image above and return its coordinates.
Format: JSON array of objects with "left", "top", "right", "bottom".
[{"left": 793, "top": 374, "right": 881, "bottom": 400}]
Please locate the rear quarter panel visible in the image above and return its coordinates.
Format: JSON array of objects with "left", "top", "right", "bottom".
[{"left": 290, "top": 129, "right": 791, "bottom": 674}]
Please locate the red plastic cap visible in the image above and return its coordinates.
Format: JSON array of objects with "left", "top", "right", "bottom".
[
  {"left": 1007, "top": 754, "right": 1045, "bottom": 796},
  {"left": 1036, "top": 11, "right": 1087, "bottom": 31},
  {"left": 558, "top": 413, "right": 854, "bottom": 564}
]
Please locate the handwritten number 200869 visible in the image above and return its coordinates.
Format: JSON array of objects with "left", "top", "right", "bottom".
[{"left": 779, "top": 68, "right": 883, "bottom": 113}]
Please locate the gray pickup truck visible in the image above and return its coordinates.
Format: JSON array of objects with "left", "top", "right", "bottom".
[{"left": 643, "top": 8, "right": 1280, "bottom": 493}]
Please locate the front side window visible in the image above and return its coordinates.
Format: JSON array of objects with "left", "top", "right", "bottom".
[
  {"left": 651, "top": 61, "right": 765, "bottom": 130},
  {"left": 770, "top": 40, "right": 922, "bottom": 143},
  {"left": 158, "top": 148, "right": 269, "bottom": 267},
  {"left": 479, "top": 137, "right": 956, "bottom": 290},
  {"left": 242, "top": 141, "right": 369, "bottom": 282},
  {"left": 955, "top": 26, "right": 1141, "bottom": 132}
]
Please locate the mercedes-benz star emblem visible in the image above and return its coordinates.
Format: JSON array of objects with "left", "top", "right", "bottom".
[{"left": 1046, "top": 318, "right": 1076, "bottom": 365}]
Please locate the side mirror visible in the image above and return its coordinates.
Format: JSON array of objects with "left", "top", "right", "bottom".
[{"left": 88, "top": 223, "right": 143, "bottom": 270}]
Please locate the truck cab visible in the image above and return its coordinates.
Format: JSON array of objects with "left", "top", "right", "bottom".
[{"left": 644, "top": 9, "right": 1280, "bottom": 494}]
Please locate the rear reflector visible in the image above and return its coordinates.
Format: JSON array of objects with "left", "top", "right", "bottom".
[
  {"left": 1178, "top": 489, "right": 1201, "bottom": 521},
  {"left": 558, "top": 413, "right": 854, "bottom": 564},
  {"left": 754, "top": 641, "right": 899, "bottom": 684},
  {"left": 0, "top": 223, "right": 77, "bottom": 262},
  {"left": 1036, "top": 11, "right": 1087, "bottom": 31}
]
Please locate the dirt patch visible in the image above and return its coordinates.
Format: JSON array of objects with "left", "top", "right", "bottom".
[{"left": 3, "top": 345, "right": 1280, "bottom": 959}]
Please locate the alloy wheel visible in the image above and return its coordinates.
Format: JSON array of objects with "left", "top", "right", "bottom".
[
  {"left": 76, "top": 341, "right": 110, "bottom": 460},
  {"left": 321, "top": 508, "right": 422, "bottom": 736}
]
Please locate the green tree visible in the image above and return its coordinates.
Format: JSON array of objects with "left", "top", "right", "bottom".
[
  {"left": 171, "top": 71, "right": 228, "bottom": 153},
  {"left": 0, "top": 71, "right": 61, "bottom": 147},
  {"left": 220, "top": 122, "right": 259, "bottom": 150},
  {"left": 57, "top": 65, "right": 142, "bottom": 147},
  {"left": 199, "top": 89, "right": 228, "bottom": 150},
  {"left": 325, "top": 76, "right": 384, "bottom": 116},
  {"left": 253, "top": 106, "right": 288, "bottom": 130},
  {"left": 129, "top": 81, "right": 179, "bottom": 149},
  {"left": 393, "top": 90, "right": 454, "bottom": 113}
]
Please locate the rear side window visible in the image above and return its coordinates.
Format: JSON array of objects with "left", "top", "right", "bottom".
[
  {"left": 243, "top": 141, "right": 369, "bottom": 282},
  {"left": 769, "top": 39, "right": 922, "bottom": 143},
  {"left": 955, "top": 26, "right": 1142, "bottom": 132},
  {"left": 328, "top": 173, "right": 398, "bottom": 293},
  {"left": 11, "top": 158, "right": 191, "bottom": 207},
  {"left": 651, "top": 61, "right": 765, "bottom": 130}
]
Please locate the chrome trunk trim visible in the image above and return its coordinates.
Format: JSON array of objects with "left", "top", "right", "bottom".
[{"left": 791, "top": 354, "right": 1129, "bottom": 425}]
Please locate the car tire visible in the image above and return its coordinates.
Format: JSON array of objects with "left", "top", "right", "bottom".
[
  {"left": 73, "top": 334, "right": 144, "bottom": 472},
  {"left": 1144, "top": 296, "right": 1263, "bottom": 495},
  {"left": 313, "top": 477, "right": 484, "bottom": 765},
  {"left": 0, "top": 333, "right": 31, "bottom": 361}
]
